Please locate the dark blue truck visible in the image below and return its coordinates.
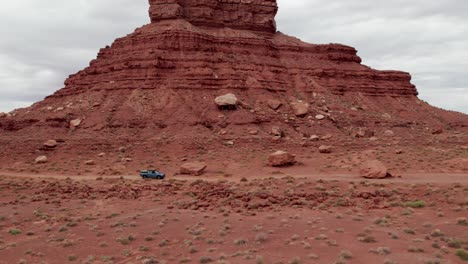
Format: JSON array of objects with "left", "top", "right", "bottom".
[{"left": 140, "top": 170, "right": 165, "bottom": 179}]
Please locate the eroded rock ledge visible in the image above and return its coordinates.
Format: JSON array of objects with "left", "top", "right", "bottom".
[{"left": 149, "top": 0, "right": 278, "bottom": 33}]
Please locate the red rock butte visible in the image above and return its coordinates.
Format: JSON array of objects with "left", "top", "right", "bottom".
[
  {"left": 56, "top": 0, "right": 418, "bottom": 98},
  {"left": 149, "top": 0, "right": 278, "bottom": 32},
  {"left": 0, "top": 0, "right": 466, "bottom": 175}
]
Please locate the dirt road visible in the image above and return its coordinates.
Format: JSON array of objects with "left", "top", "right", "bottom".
[{"left": 1, "top": 171, "right": 466, "bottom": 184}]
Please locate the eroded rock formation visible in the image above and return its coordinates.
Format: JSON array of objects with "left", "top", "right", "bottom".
[
  {"left": 51, "top": 0, "right": 417, "bottom": 99},
  {"left": 148, "top": 0, "right": 278, "bottom": 32},
  {"left": 0, "top": 0, "right": 466, "bottom": 174}
]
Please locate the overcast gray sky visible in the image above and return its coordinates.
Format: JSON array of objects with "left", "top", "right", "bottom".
[{"left": 0, "top": 0, "right": 467, "bottom": 113}]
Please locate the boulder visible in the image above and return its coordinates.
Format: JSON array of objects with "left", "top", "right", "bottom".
[
  {"left": 215, "top": 93, "right": 238, "bottom": 108},
  {"left": 224, "top": 140, "right": 234, "bottom": 146},
  {"left": 431, "top": 128, "right": 443, "bottom": 135},
  {"left": 111, "top": 163, "right": 126, "bottom": 174},
  {"left": 84, "top": 160, "right": 95, "bottom": 165},
  {"left": 118, "top": 146, "right": 126, "bottom": 153},
  {"left": 354, "top": 128, "right": 375, "bottom": 138},
  {"left": 315, "top": 114, "right": 325, "bottom": 120},
  {"left": 248, "top": 129, "right": 259, "bottom": 135},
  {"left": 70, "top": 119, "right": 82, "bottom": 128},
  {"left": 271, "top": 126, "right": 283, "bottom": 137},
  {"left": 268, "top": 151, "right": 296, "bottom": 167},
  {"left": 267, "top": 99, "right": 282, "bottom": 110},
  {"left": 383, "top": 130, "right": 395, "bottom": 137},
  {"left": 318, "top": 145, "right": 332, "bottom": 154},
  {"left": 359, "top": 160, "right": 392, "bottom": 179},
  {"left": 43, "top": 140, "right": 58, "bottom": 148},
  {"left": 382, "top": 113, "right": 392, "bottom": 119},
  {"left": 310, "top": 135, "right": 320, "bottom": 141},
  {"left": 0, "top": 112, "right": 6, "bottom": 118},
  {"left": 290, "top": 101, "right": 309, "bottom": 117},
  {"left": 35, "top": 156, "right": 48, "bottom": 164},
  {"left": 180, "top": 162, "right": 207, "bottom": 176}
]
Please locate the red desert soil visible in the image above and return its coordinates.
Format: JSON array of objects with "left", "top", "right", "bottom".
[
  {"left": 0, "top": 0, "right": 467, "bottom": 263},
  {"left": 0, "top": 174, "right": 467, "bottom": 264}
]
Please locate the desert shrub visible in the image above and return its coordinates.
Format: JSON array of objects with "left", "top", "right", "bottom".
[
  {"left": 199, "top": 256, "right": 213, "bottom": 263},
  {"left": 404, "top": 200, "right": 425, "bottom": 208},
  {"left": 8, "top": 228, "right": 22, "bottom": 235},
  {"left": 456, "top": 249, "right": 468, "bottom": 261}
]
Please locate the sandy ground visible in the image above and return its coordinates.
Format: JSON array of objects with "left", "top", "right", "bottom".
[{"left": 0, "top": 172, "right": 467, "bottom": 264}]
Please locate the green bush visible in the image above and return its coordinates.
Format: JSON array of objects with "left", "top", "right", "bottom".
[
  {"left": 8, "top": 228, "right": 22, "bottom": 235},
  {"left": 404, "top": 200, "right": 425, "bottom": 208},
  {"left": 456, "top": 249, "right": 468, "bottom": 261}
]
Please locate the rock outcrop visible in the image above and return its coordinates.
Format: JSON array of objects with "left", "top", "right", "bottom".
[
  {"left": 148, "top": 0, "right": 278, "bottom": 33},
  {"left": 359, "top": 160, "right": 392, "bottom": 179},
  {"left": 291, "top": 101, "right": 309, "bottom": 117},
  {"left": 268, "top": 151, "right": 296, "bottom": 167},
  {"left": 318, "top": 145, "right": 332, "bottom": 154},
  {"left": 49, "top": 0, "right": 418, "bottom": 100},
  {"left": 0, "top": 0, "right": 466, "bottom": 175},
  {"left": 180, "top": 162, "right": 208, "bottom": 176},
  {"left": 70, "top": 119, "right": 81, "bottom": 128},
  {"left": 43, "top": 140, "right": 58, "bottom": 148},
  {"left": 215, "top": 93, "right": 238, "bottom": 107},
  {"left": 267, "top": 99, "right": 282, "bottom": 110},
  {"left": 35, "top": 156, "right": 48, "bottom": 164}
]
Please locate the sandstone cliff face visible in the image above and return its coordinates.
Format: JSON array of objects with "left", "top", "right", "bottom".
[
  {"left": 54, "top": 15, "right": 416, "bottom": 98},
  {"left": 45, "top": 0, "right": 416, "bottom": 99},
  {"left": 149, "top": 0, "right": 278, "bottom": 32}
]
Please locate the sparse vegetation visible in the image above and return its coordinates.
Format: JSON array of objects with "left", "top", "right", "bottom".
[
  {"left": 116, "top": 235, "right": 135, "bottom": 245},
  {"left": 255, "top": 233, "right": 268, "bottom": 244},
  {"left": 199, "top": 256, "right": 213, "bottom": 263},
  {"left": 234, "top": 239, "right": 248, "bottom": 245},
  {"left": 8, "top": 228, "right": 22, "bottom": 235},
  {"left": 0, "top": 153, "right": 466, "bottom": 264},
  {"left": 358, "top": 235, "right": 376, "bottom": 243},
  {"left": 339, "top": 250, "right": 353, "bottom": 259},
  {"left": 456, "top": 249, "right": 468, "bottom": 261},
  {"left": 404, "top": 200, "right": 426, "bottom": 208},
  {"left": 289, "top": 257, "right": 301, "bottom": 264},
  {"left": 403, "top": 228, "right": 416, "bottom": 235},
  {"left": 159, "top": 239, "right": 169, "bottom": 247},
  {"left": 457, "top": 217, "right": 467, "bottom": 226}
]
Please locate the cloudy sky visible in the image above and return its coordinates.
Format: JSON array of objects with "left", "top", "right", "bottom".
[{"left": 0, "top": 0, "right": 467, "bottom": 113}]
